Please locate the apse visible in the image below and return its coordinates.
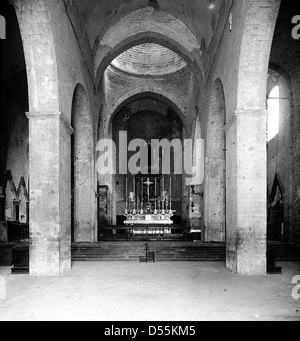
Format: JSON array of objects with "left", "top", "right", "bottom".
[{"left": 110, "top": 97, "right": 184, "bottom": 227}]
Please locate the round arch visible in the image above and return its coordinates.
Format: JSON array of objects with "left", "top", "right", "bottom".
[
  {"left": 93, "top": 7, "right": 204, "bottom": 89},
  {"left": 13, "top": 0, "right": 59, "bottom": 112},
  {"left": 267, "top": 65, "right": 293, "bottom": 141},
  {"left": 267, "top": 64, "right": 292, "bottom": 97},
  {"left": 89, "top": 0, "right": 202, "bottom": 48},
  {"left": 266, "top": 65, "right": 294, "bottom": 243},
  {"left": 106, "top": 87, "right": 190, "bottom": 137}
]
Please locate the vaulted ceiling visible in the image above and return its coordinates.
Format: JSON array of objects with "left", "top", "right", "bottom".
[
  {"left": 111, "top": 43, "right": 187, "bottom": 75},
  {"left": 67, "top": 0, "right": 222, "bottom": 50}
]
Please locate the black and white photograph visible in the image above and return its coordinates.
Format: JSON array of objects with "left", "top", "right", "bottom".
[{"left": 0, "top": 0, "right": 300, "bottom": 324}]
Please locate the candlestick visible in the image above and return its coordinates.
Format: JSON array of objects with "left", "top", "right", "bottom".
[
  {"left": 141, "top": 178, "right": 143, "bottom": 199},
  {"left": 125, "top": 197, "right": 128, "bottom": 215},
  {"left": 162, "top": 196, "right": 165, "bottom": 215},
  {"left": 133, "top": 197, "right": 136, "bottom": 215},
  {"left": 166, "top": 196, "right": 169, "bottom": 214}
]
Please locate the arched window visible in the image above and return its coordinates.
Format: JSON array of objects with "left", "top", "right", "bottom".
[{"left": 267, "top": 86, "right": 280, "bottom": 142}]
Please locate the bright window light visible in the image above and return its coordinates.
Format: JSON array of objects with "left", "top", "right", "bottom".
[{"left": 267, "top": 86, "right": 280, "bottom": 142}]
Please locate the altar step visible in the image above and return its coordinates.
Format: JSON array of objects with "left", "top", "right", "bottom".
[
  {"left": 71, "top": 241, "right": 300, "bottom": 262},
  {"left": 1, "top": 241, "right": 299, "bottom": 274},
  {"left": 71, "top": 242, "right": 227, "bottom": 262},
  {"left": 268, "top": 241, "right": 300, "bottom": 261}
]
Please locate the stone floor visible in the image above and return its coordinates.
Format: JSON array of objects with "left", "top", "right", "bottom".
[{"left": 0, "top": 262, "right": 299, "bottom": 321}]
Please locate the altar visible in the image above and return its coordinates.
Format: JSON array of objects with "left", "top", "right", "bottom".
[
  {"left": 125, "top": 215, "right": 173, "bottom": 225},
  {"left": 124, "top": 176, "right": 175, "bottom": 228}
]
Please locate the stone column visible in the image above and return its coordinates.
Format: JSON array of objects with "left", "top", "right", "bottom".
[
  {"left": 74, "top": 158, "right": 93, "bottom": 242},
  {"left": 204, "top": 155, "right": 226, "bottom": 242},
  {"left": 226, "top": 109, "right": 268, "bottom": 276},
  {"left": 26, "top": 112, "right": 74, "bottom": 276}
]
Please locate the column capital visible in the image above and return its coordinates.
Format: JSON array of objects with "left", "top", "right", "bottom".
[
  {"left": 26, "top": 111, "right": 74, "bottom": 135},
  {"left": 226, "top": 109, "right": 268, "bottom": 132},
  {"left": 235, "top": 109, "right": 268, "bottom": 118}
]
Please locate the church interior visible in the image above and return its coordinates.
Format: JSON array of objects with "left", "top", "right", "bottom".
[{"left": 0, "top": 0, "right": 300, "bottom": 321}]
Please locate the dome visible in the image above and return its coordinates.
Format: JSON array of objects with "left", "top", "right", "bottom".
[{"left": 111, "top": 43, "right": 187, "bottom": 76}]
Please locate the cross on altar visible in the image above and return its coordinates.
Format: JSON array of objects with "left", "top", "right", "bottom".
[{"left": 144, "top": 177, "right": 154, "bottom": 202}]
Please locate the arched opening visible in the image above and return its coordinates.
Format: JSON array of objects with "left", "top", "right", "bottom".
[
  {"left": 0, "top": 0, "right": 29, "bottom": 243},
  {"left": 95, "top": 33, "right": 204, "bottom": 92},
  {"left": 91, "top": 0, "right": 207, "bottom": 244},
  {"left": 107, "top": 90, "right": 189, "bottom": 137},
  {"left": 267, "top": 86, "right": 280, "bottom": 142},
  {"left": 204, "top": 79, "right": 226, "bottom": 243},
  {"left": 266, "top": 68, "right": 293, "bottom": 242},
  {"left": 97, "top": 93, "right": 188, "bottom": 240},
  {"left": 267, "top": 0, "right": 300, "bottom": 249},
  {"left": 71, "top": 84, "right": 94, "bottom": 242},
  {"left": 93, "top": 6, "right": 205, "bottom": 90}
]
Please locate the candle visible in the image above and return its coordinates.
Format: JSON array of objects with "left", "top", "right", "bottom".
[
  {"left": 155, "top": 178, "right": 157, "bottom": 197},
  {"left": 141, "top": 178, "right": 143, "bottom": 198},
  {"left": 133, "top": 177, "right": 135, "bottom": 194},
  {"left": 126, "top": 177, "right": 128, "bottom": 197},
  {"left": 170, "top": 177, "right": 172, "bottom": 197}
]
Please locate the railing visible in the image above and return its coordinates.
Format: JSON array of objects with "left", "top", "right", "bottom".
[{"left": 99, "top": 225, "right": 190, "bottom": 242}]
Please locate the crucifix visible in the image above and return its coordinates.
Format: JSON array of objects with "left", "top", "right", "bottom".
[{"left": 144, "top": 177, "right": 154, "bottom": 203}]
